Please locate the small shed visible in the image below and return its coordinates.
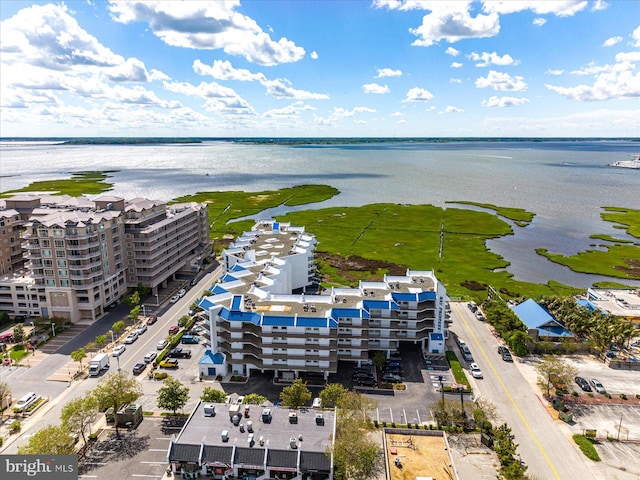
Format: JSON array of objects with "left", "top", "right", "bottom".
[
  {"left": 115, "top": 403, "right": 143, "bottom": 429},
  {"left": 198, "top": 349, "right": 226, "bottom": 377}
]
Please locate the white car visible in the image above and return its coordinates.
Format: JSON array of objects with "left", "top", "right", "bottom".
[
  {"left": 124, "top": 332, "right": 138, "bottom": 344},
  {"left": 470, "top": 363, "right": 483, "bottom": 378},
  {"left": 157, "top": 339, "right": 168, "bottom": 350},
  {"left": 590, "top": 378, "right": 606, "bottom": 394},
  {"left": 170, "top": 295, "right": 180, "bottom": 303},
  {"left": 112, "top": 345, "right": 126, "bottom": 357},
  {"left": 135, "top": 323, "right": 147, "bottom": 335},
  {"left": 177, "top": 289, "right": 187, "bottom": 297},
  {"left": 144, "top": 351, "right": 157, "bottom": 363}
]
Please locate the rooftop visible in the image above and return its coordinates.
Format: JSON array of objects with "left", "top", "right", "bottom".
[{"left": 584, "top": 288, "right": 640, "bottom": 319}]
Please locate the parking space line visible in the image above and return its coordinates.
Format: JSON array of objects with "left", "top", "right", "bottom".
[
  {"left": 139, "top": 461, "right": 167, "bottom": 464},
  {"left": 132, "top": 475, "right": 164, "bottom": 478},
  {"left": 149, "top": 449, "right": 168, "bottom": 452}
]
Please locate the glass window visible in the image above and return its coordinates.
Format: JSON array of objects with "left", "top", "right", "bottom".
[
  {"left": 56, "top": 250, "right": 66, "bottom": 258},
  {"left": 57, "top": 259, "right": 67, "bottom": 267},
  {"left": 42, "top": 249, "right": 52, "bottom": 258},
  {"left": 58, "top": 269, "right": 68, "bottom": 277},
  {"left": 60, "top": 279, "right": 69, "bottom": 287},
  {"left": 46, "top": 279, "right": 55, "bottom": 286},
  {"left": 54, "top": 240, "right": 64, "bottom": 247}
]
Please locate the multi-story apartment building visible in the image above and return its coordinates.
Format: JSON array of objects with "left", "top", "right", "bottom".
[
  {"left": 0, "top": 194, "right": 209, "bottom": 323},
  {"left": 198, "top": 220, "right": 447, "bottom": 379},
  {"left": 0, "top": 206, "right": 26, "bottom": 276}
]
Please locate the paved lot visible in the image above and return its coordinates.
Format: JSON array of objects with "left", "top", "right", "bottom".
[
  {"left": 593, "top": 441, "right": 640, "bottom": 479},
  {"left": 569, "top": 404, "right": 640, "bottom": 441},
  {"left": 79, "top": 416, "right": 171, "bottom": 479},
  {"left": 561, "top": 355, "right": 640, "bottom": 396}
]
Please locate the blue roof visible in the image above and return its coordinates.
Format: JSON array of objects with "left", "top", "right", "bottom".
[
  {"left": 218, "top": 308, "right": 261, "bottom": 325},
  {"left": 197, "top": 297, "right": 216, "bottom": 311},
  {"left": 363, "top": 300, "right": 399, "bottom": 311},
  {"left": 262, "top": 316, "right": 295, "bottom": 327},
  {"left": 297, "top": 316, "right": 338, "bottom": 328},
  {"left": 330, "top": 308, "right": 363, "bottom": 318},
  {"left": 211, "top": 284, "right": 228, "bottom": 295},
  {"left": 231, "top": 295, "right": 242, "bottom": 311},
  {"left": 511, "top": 299, "right": 573, "bottom": 338},
  {"left": 199, "top": 350, "right": 225, "bottom": 365},
  {"left": 429, "top": 332, "right": 444, "bottom": 341},
  {"left": 576, "top": 299, "right": 604, "bottom": 313},
  {"left": 230, "top": 263, "right": 247, "bottom": 272},
  {"left": 219, "top": 273, "right": 238, "bottom": 283}
]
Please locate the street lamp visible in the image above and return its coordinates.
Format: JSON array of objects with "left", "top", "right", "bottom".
[
  {"left": 438, "top": 375, "right": 445, "bottom": 403},
  {"left": 109, "top": 330, "right": 114, "bottom": 344},
  {"left": 141, "top": 304, "right": 147, "bottom": 318},
  {"left": 51, "top": 322, "right": 56, "bottom": 337}
]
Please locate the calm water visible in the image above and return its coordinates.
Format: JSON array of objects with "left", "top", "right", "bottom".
[{"left": 1, "top": 140, "right": 639, "bottom": 287}]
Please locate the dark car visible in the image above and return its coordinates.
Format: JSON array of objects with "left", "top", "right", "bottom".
[
  {"left": 384, "top": 361, "right": 402, "bottom": 368},
  {"left": 146, "top": 315, "right": 158, "bottom": 325},
  {"left": 383, "top": 367, "right": 403, "bottom": 375},
  {"left": 467, "top": 302, "right": 477, "bottom": 312},
  {"left": 499, "top": 347, "right": 513, "bottom": 362},
  {"left": 574, "top": 376, "right": 591, "bottom": 392},
  {"left": 381, "top": 373, "right": 403, "bottom": 383},
  {"left": 132, "top": 363, "right": 146, "bottom": 375},
  {"left": 167, "top": 348, "right": 192, "bottom": 359},
  {"left": 356, "top": 377, "right": 377, "bottom": 387},
  {"left": 181, "top": 335, "right": 200, "bottom": 344}
]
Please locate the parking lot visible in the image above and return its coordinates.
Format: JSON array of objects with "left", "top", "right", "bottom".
[
  {"left": 570, "top": 404, "right": 640, "bottom": 441},
  {"left": 561, "top": 355, "right": 640, "bottom": 395}
]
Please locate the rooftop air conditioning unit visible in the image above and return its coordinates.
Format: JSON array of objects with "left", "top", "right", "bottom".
[
  {"left": 221, "top": 430, "right": 229, "bottom": 442},
  {"left": 315, "top": 414, "right": 324, "bottom": 425},
  {"left": 289, "top": 438, "right": 297, "bottom": 449},
  {"left": 288, "top": 412, "right": 298, "bottom": 424}
]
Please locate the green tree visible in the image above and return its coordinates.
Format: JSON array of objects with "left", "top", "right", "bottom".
[
  {"left": 0, "top": 381, "right": 11, "bottom": 420},
  {"left": 95, "top": 335, "right": 107, "bottom": 348},
  {"left": 279, "top": 378, "right": 312, "bottom": 408},
  {"left": 506, "top": 330, "right": 530, "bottom": 356},
  {"left": 93, "top": 371, "right": 142, "bottom": 437},
  {"left": 157, "top": 378, "right": 190, "bottom": 415},
  {"left": 243, "top": 393, "right": 268, "bottom": 405},
  {"left": 12, "top": 324, "right": 25, "bottom": 345},
  {"left": 473, "top": 397, "right": 498, "bottom": 433},
  {"left": 125, "top": 290, "right": 140, "bottom": 307},
  {"left": 60, "top": 394, "right": 99, "bottom": 446},
  {"left": 336, "top": 391, "right": 377, "bottom": 418},
  {"left": 136, "top": 283, "right": 151, "bottom": 298},
  {"left": 0, "top": 311, "right": 9, "bottom": 326},
  {"left": 200, "top": 387, "right": 227, "bottom": 403},
  {"left": 129, "top": 305, "right": 141, "bottom": 320},
  {"left": 71, "top": 348, "right": 87, "bottom": 369},
  {"left": 319, "top": 383, "right": 348, "bottom": 408},
  {"left": 372, "top": 351, "right": 387, "bottom": 369},
  {"left": 493, "top": 423, "right": 527, "bottom": 480},
  {"left": 535, "top": 355, "right": 578, "bottom": 397},
  {"left": 431, "top": 399, "right": 468, "bottom": 428},
  {"left": 177, "top": 315, "right": 191, "bottom": 329},
  {"left": 331, "top": 423, "right": 382, "bottom": 480},
  {"left": 17, "top": 424, "right": 76, "bottom": 455},
  {"left": 112, "top": 320, "right": 125, "bottom": 337}
]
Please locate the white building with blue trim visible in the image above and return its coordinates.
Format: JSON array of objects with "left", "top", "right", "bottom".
[{"left": 198, "top": 220, "right": 448, "bottom": 379}]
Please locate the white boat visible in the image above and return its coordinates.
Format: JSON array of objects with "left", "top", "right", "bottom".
[{"left": 609, "top": 154, "right": 640, "bottom": 170}]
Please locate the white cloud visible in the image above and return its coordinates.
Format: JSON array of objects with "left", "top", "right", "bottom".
[
  {"left": 468, "top": 51, "right": 518, "bottom": 67},
  {"left": 450, "top": 78, "right": 463, "bottom": 83},
  {"left": 616, "top": 51, "right": 640, "bottom": 62},
  {"left": 546, "top": 69, "right": 564, "bottom": 75},
  {"left": 631, "top": 26, "right": 640, "bottom": 47},
  {"left": 262, "top": 78, "right": 330, "bottom": 100},
  {"left": 445, "top": 47, "right": 461, "bottom": 56},
  {"left": 409, "top": 3, "right": 500, "bottom": 46},
  {"left": 403, "top": 87, "right": 434, "bottom": 102},
  {"left": 397, "top": 119, "right": 407, "bottom": 124},
  {"left": 314, "top": 106, "right": 376, "bottom": 125},
  {"left": 570, "top": 61, "right": 635, "bottom": 75},
  {"left": 591, "top": 0, "right": 608, "bottom": 11},
  {"left": 310, "top": 51, "right": 318, "bottom": 59},
  {"left": 482, "top": 1, "right": 588, "bottom": 17},
  {"left": 443, "top": 105, "right": 464, "bottom": 113},
  {"left": 376, "top": 68, "right": 403, "bottom": 78},
  {"left": 602, "top": 36, "right": 622, "bottom": 47},
  {"left": 163, "top": 80, "right": 256, "bottom": 115},
  {"left": 262, "top": 101, "right": 315, "bottom": 118},
  {"left": 546, "top": 70, "right": 640, "bottom": 101},
  {"left": 108, "top": 1, "right": 305, "bottom": 66},
  {"left": 363, "top": 83, "right": 391, "bottom": 94},
  {"left": 390, "top": 111, "right": 403, "bottom": 117},
  {"left": 450, "top": 62, "right": 463, "bottom": 68},
  {"left": 482, "top": 96, "right": 530, "bottom": 107},
  {"left": 532, "top": 17, "right": 547, "bottom": 26},
  {"left": 476, "top": 71, "right": 527, "bottom": 91}
]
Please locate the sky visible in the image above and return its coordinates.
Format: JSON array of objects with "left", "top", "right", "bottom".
[{"left": 0, "top": 0, "right": 639, "bottom": 138}]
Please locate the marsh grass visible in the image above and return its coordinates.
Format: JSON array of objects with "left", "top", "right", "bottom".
[{"left": 0, "top": 171, "right": 116, "bottom": 197}]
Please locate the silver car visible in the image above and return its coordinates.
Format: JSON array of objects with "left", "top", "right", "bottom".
[{"left": 590, "top": 379, "right": 606, "bottom": 394}]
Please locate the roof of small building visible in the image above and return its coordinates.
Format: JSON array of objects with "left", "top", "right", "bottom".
[
  {"left": 198, "top": 350, "right": 225, "bottom": 365},
  {"left": 511, "top": 299, "right": 573, "bottom": 338}
]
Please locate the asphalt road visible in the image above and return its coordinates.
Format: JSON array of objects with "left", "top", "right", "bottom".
[{"left": 450, "top": 302, "right": 598, "bottom": 480}]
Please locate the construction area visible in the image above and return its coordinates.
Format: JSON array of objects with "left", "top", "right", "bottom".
[{"left": 384, "top": 429, "right": 455, "bottom": 480}]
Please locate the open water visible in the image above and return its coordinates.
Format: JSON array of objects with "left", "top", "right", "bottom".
[{"left": 1, "top": 140, "right": 639, "bottom": 288}]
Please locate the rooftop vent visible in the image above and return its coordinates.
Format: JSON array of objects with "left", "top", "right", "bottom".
[
  {"left": 315, "top": 413, "right": 324, "bottom": 425},
  {"left": 247, "top": 421, "right": 253, "bottom": 433},
  {"left": 290, "top": 438, "right": 298, "bottom": 449},
  {"left": 261, "top": 408, "right": 272, "bottom": 424},
  {"left": 221, "top": 430, "right": 229, "bottom": 442},
  {"left": 288, "top": 412, "right": 298, "bottom": 424}
]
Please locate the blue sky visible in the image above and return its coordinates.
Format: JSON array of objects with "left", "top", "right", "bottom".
[{"left": 1, "top": 0, "right": 638, "bottom": 137}]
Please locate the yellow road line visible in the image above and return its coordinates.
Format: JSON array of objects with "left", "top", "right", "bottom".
[{"left": 454, "top": 304, "right": 561, "bottom": 480}]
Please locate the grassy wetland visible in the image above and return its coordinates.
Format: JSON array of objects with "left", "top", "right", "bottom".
[{"left": 2, "top": 173, "right": 638, "bottom": 299}]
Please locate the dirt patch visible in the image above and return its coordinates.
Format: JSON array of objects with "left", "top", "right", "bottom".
[
  {"left": 318, "top": 252, "right": 407, "bottom": 281},
  {"left": 613, "top": 258, "right": 640, "bottom": 278},
  {"left": 386, "top": 433, "right": 453, "bottom": 480}
]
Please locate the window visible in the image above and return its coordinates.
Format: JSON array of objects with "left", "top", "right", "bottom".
[
  {"left": 42, "top": 249, "right": 52, "bottom": 258},
  {"left": 38, "top": 229, "right": 48, "bottom": 237},
  {"left": 44, "top": 269, "right": 54, "bottom": 277},
  {"left": 60, "top": 279, "right": 69, "bottom": 287},
  {"left": 57, "top": 259, "right": 67, "bottom": 267},
  {"left": 53, "top": 228, "right": 64, "bottom": 237},
  {"left": 46, "top": 279, "right": 55, "bottom": 286},
  {"left": 58, "top": 269, "right": 68, "bottom": 277},
  {"left": 54, "top": 240, "right": 64, "bottom": 248},
  {"left": 56, "top": 250, "right": 66, "bottom": 258}
]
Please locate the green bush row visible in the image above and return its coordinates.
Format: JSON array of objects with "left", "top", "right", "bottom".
[{"left": 572, "top": 434, "right": 601, "bottom": 462}]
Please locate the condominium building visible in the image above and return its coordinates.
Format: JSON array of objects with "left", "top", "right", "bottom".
[
  {"left": 0, "top": 194, "right": 209, "bottom": 323},
  {"left": 198, "top": 221, "right": 447, "bottom": 379}
]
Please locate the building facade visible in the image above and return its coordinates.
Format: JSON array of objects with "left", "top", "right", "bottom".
[
  {"left": 198, "top": 221, "right": 448, "bottom": 379},
  {"left": 0, "top": 194, "right": 209, "bottom": 323}
]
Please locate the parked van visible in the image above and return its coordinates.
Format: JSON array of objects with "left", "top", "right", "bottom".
[{"left": 15, "top": 392, "right": 38, "bottom": 412}]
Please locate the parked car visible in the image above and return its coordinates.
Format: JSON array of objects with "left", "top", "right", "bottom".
[
  {"left": 169, "top": 295, "right": 180, "bottom": 303},
  {"left": 467, "top": 302, "right": 477, "bottom": 312},
  {"left": 590, "top": 379, "right": 606, "bottom": 394},
  {"left": 177, "top": 289, "right": 187, "bottom": 297},
  {"left": 167, "top": 348, "right": 192, "bottom": 359},
  {"left": 381, "top": 373, "right": 403, "bottom": 383},
  {"left": 383, "top": 367, "right": 403, "bottom": 375},
  {"left": 156, "top": 339, "right": 168, "bottom": 350},
  {"left": 475, "top": 311, "right": 485, "bottom": 321},
  {"left": 135, "top": 323, "right": 147, "bottom": 335},
  {"left": 168, "top": 325, "right": 179, "bottom": 335},
  {"left": 353, "top": 373, "right": 375, "bottom": 381},
  {"left": 384, "top": 361, "right": 402, "bottom": 368},
  {"left": 124, "top": 332, "right": 138, "bottom": 344},
  {"left": 356, "top": 378, "right": 377, "bottom": 387},
  {"left": 470, "top": 363, "right": 483, "bottom": 378},
  {"left": 146, "top": 314, "right": 158, "bottom": 325},
  {"left": 132, "top": 363, "right": 146, "bottom": 375},
  {"left": 112, "top": 345, "right": 126, "bottom": 357},
  {"left": 159, "top": 358, "right": 179, "bottom": 369},
  {"left": 0, "top": 333, "right": 14, "bottom": 342},
  {"left": 575, "top": 376, "right": 591, "bottom": 392},
  {"left": 181, "top": 335, "right": 200, "bottom": 344},
  {"left": 389, "top": 350, "right": 402, "bottom": 359},
  {"left": 460, "top": 345, "right": 473, "bottom": 362},
  {"left": 144, "top": 351, "right": 157, "bottom": 363}
]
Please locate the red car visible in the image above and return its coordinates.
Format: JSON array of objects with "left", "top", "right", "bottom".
[
  {"left": 0, "top": 333, "right": 13, "bottom": 343},
  {"left": 168, "top": 325, "right": 179, "bottom": 335},
  {"left": 146, "top": 315, "right": 158, "bottom": 325}
]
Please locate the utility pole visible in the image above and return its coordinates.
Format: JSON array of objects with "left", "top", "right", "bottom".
[{"left": 617, "top": 413, "right": 623, "bottom": 441}]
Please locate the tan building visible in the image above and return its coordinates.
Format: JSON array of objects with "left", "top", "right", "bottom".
[
  {"left": 0, "top": 207, "right": 26, "bottom": 276},
  {"left": 0, "top": 194, "right": 209, "bottom": 323}
]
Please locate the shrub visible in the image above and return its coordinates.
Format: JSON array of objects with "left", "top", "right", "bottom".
[
  {"left": 636, "top": 394, "right": 640, "bottom": 399},
  {"left": 619, "top": 393, "right": 627, "bottom": 400},
  {"left": 572, "top": 434, "right": 601, "bottom": 462},
  {"left": 10, "top": 420, "right": 21, "bottom": 434},
  {"left": 382, "top": 421, "right": 387, "bottom": 427},
  {"left": 391, "top": 422, "right": 396, "bottom": 428},
  {"left": 572, "top": 391, "right": 579, "bottom": 397},
  {"left": 373, "top": 420, "right": 379, "bottom": 428},
  {"left": 604, "top": 393, "right": 612, "bottom": 399},
  {"left": 88, "top": 433, "right": 98, "bottom": 441},
  {"left": 587, "top": 393, "right": 594, "bottom": 398}
]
